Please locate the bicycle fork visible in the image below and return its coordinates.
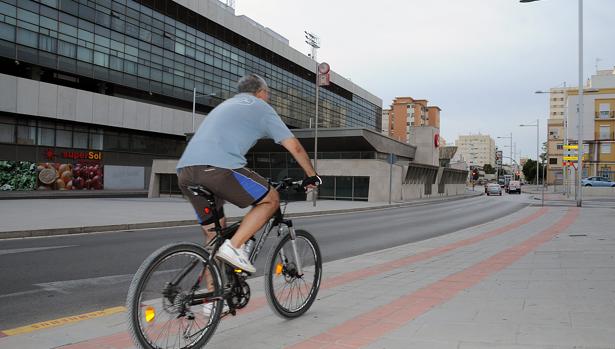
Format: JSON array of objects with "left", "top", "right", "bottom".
[{"left": 279, "top": 225, "right": 304, "bottom": 277}]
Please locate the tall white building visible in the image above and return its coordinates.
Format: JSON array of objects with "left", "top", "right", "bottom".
[
  {"left": 455, "top": 134, "right": 496, "bottom": 168},
  {"left": 382, "top": 109, "right": 390, "bottom": 136}
]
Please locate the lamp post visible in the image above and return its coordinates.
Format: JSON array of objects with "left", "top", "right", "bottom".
[
  {"left": 305, "top": 31, "right": 320, "bottom": 207},
  {"left": 521, "top": 0, "right": 583, "bottom": 207},
  {"left": 497, "top": 133, "right": 513, "bottom": 173},
  {"left": 520, "top": 120, "right": 543, "bottom": 206}
]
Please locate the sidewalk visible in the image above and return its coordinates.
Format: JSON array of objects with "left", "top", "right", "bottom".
[
  {"left": 0, "top": 191, "right": 482, "bottom": 239},
  {"left": 0, "top": 205, "right": 613, "bottom": 348}
]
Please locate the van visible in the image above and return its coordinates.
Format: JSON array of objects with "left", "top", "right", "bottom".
[{"left": 507, "top": 180, "right": 521, "bottom": 194}]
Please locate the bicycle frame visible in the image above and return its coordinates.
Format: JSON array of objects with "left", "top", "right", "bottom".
[{"left": 179, "top": 179, "right": 306, "bottom": 307}]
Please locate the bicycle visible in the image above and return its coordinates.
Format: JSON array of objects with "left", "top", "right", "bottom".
[{"left": 126, "top": 178, "right": 322, "bottom": 349}]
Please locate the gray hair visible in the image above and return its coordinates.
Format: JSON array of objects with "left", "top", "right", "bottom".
[{"left": 237, "top": 73, "right": 268, "bottom": 94}]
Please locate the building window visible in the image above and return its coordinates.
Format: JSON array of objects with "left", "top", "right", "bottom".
[
  {"left": 549, "top": 158, "right": 558, "bottom": 165},
  {"left": 16, "top": 28, "right": 38, "bottom": 48},
  {"left": 73, "top": 128, "right": 88, "bottom": 149},
  {"left": 600, "top": 125, "right": 610, "bottom": 140},
  {"left": 0, "top": 22, "right": 15, "bottom": 41},
  {"left": 77, "top": 46, "right": 92, "bottom": 62},
  {"left": 0, "top": 117, "right": 15, "bottom": 143},
  {"left": 599, "top": 103, "right": 610, "bottom": 119},
  {"left": 55, "top": 127, "right": 72, "bottom": 148},
  {"left": 556, "top": 144, "right": 564, "bottom": 150},
  {"left": 16, "top": 121, "right": 36, "bottom": 145},
  {"left": 601, "top": 144, "right": 611, "bottom": 154},
  {"left": 38, "top": 126, "right": 55, "bottom": 146}
]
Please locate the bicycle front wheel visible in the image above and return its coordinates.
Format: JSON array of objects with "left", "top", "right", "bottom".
[
  {"left": 126, "top": 243, "right": 223, "bottom": 349},
  {"left": 264, "top": 229, "right": 322, "bottom": 318}
]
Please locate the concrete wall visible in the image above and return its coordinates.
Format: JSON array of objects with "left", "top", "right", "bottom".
[
  {"left": 408, "top": 126, "right": 439, "bottom": 166},
  {"left": 0, "top": 73, "right": 205, "bottom": 136},
  {"left": 148, "top": 159, "right": 181, "bottom": 198},
  {"left": 148, "top": 158, "right": 467, "bottom": 201},
  {"left": 316, "top": 159, "right": 404, "bottom": 202}
]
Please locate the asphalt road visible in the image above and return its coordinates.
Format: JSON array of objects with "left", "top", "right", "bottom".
[{"left": 0, "top": 193, "right": 528, "bottom": 330}]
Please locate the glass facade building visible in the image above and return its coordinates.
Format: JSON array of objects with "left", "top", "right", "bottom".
[
  {"left": 0, "top": 0, "right": 382, "bottom": 131},
  {"left": 0, "top": 0, "right": 383, "bottom": 194}
]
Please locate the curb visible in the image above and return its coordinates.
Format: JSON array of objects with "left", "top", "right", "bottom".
[{"left": 0, "top": 193, "right": 483, "bottom": 239}]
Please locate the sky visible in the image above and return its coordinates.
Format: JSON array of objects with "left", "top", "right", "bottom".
[{"left": 234, "top": 0, "right": 615, "bottom": 162}]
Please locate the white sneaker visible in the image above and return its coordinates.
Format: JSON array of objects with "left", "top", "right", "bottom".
[
  {"left": 215, "top": 240, "right": 256, "bottom": 273},
  {"left": 203, "top": 302, "right": 228, "bottom": 317}
]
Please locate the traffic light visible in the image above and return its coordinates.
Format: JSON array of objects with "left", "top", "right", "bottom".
[{"left": 472, "top": 169, "right": 479, "bottom": 180}]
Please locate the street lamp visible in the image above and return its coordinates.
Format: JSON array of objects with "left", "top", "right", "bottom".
[
  {"left": 497, "top": 133, "right": 513, "bottom": 168},
  {"left": 305, "top": 31, "right": 320, "bottom": 207},
  {"left": 521, "top": 0, "right": 584, "bottom": 207},
  {"left": 520, "top": 120, "right": 544, "bottom": 206}
]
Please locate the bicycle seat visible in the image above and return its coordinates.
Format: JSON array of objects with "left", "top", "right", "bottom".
[{"left": 187, "top": 185, "right": 214, "bottom": 198}]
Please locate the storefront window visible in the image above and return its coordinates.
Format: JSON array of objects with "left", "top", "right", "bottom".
[
  {"left": 103, "top": 131, "right": 130, "bottom": 152},
  {"left": 335, "top": 176, "right": 353, "bottom": 199},
  {"left": 89, "top": 129, "right": 103, "bottom": 150},
  {"left": 73, "top": 129, "right": 88, "bottom": 148},
  {"left": 353, "top": 177, "right": 370, "bottom": 200},
  {"left": 38, "top": 126, "right": 55, "bottom": 146},
  {"left": 319, "top": 176, "right": 334, "bottom": 198},
  {"left": 16, "top": 120, "right": 36, "bottom": 145},
  {"left": 55, "top": 128, "right": 72, "bottom": 147},
  {"left": 0, "top": 121, "right": 15, "bottom": 143}
]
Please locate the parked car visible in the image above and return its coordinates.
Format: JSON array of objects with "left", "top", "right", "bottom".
[
  {"left": 581, "top": 176, "right": 615, "bottom": 187},
  {"left": 507, "top": 180, "right": 521, "bottom": 194},
  {"left": 486, "top": 183, "right": 502, "bottom": 196}
]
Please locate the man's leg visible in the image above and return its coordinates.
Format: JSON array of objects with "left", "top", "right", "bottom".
[
  {"left": 200, "top": 217, "right": 226, "bottom": 291},
  {"left": 228, "top": 188, "right": 279, "bottom": 249},
  {"left": 201, "top": 217, "right": 226, "bottom": 245}
]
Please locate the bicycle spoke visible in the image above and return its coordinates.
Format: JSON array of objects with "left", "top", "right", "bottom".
[{"left": 129, "top": 247, "right": 223, "bottom": 349}]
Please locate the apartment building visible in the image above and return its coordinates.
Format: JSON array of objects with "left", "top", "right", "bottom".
[
  {"left": 455, "top": 134, "right": 496, "bottom": 168},
  {"left": 382, "top": 109, "right": 390, "bottom": 136},
  {"left": 565, "top": 68, "right": 615, "bottom": 180},
  {"left": 387, "top": 97, "right": 440, "bottom": 143}
]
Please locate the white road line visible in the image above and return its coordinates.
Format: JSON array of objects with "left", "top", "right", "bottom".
[{"left": 0, "top": 245, "right": 77, "bottom": 256}]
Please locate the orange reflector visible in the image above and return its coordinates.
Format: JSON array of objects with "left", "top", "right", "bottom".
[
  {"left": 275, "top": 263, "right": 283, "bottom": 275},
  {"left": 144, "top": 306, "right": 155, "bottom": 323}
]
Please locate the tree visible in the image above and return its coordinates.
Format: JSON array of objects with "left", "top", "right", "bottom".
[
  {"left": 523, "top": 159, "right": 546, "bottom": 184},
  {"left": 483, "top": 164, "right": 496, "bottom": 174}
]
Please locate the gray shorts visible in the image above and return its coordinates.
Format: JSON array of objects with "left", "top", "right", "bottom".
[{"left": 178, "top": 165, "right": 270, "bottom": 225}]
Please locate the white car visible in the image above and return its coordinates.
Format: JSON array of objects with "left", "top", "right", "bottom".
[{"left": 486, "top": 183, "right": 502, "bottom": 196}]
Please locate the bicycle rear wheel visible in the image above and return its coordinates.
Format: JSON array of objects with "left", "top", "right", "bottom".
[
  {"left": 126, "top": 243, "right": 223, "bottom": 349},
  {"left": 264, "top": 229, "right": 322, "bottom": 318}
]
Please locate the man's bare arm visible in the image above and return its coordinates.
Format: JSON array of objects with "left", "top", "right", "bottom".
[{"left": 281, "top": 137, "right": 317, "bottom": 177}]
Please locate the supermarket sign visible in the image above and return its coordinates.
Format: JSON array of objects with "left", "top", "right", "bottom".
[{"left": 45, "top": 149, "right": 103, "bottom": 161}]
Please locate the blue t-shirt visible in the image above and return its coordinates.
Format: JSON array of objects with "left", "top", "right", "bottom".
[{"left": 177, "top": 93, "right": 294, "bottom": 170}]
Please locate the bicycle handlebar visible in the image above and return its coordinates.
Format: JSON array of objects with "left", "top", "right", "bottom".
[{"left": 269, "top": 178, "right": 304, "bottom": 191}]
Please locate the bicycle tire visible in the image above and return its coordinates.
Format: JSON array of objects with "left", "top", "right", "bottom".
[
  {"left": 126, "top": 242, "right": 223, "bottom": 349},
  {"left": 264, "top": 229, "right": 322, "bottom": 318}
]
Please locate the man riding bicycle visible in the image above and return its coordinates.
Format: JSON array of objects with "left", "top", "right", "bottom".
[{"left": 177, "top": 73, "right": 321, "bottom": 274}]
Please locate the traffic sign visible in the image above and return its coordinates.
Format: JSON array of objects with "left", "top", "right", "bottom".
[
  {"left": 564, "top": 145, "right": 578, "bottom": 150},
  {"left": 318, "top": 62, "right": 330, "bottom": 74},
  {"left": 318, "top": 73, "right": 330, "bottom": 86},
  {"left": 563, "top": 156, "right": 578, "bottom": 161}
]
